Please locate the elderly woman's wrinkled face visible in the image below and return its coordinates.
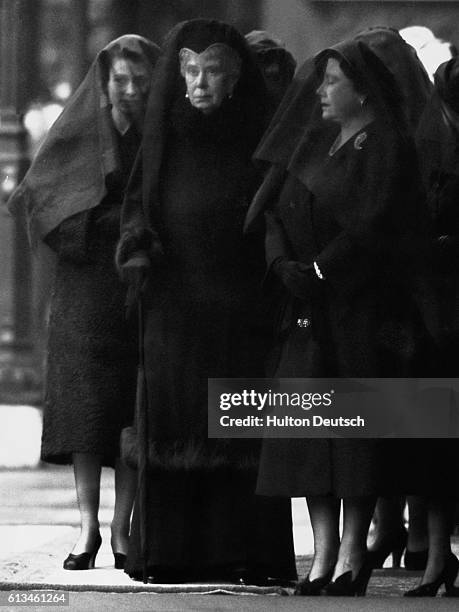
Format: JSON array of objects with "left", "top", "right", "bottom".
[
  {"left": 181, "top": 47, "right": 240, "bottom": 114},
  {"left": 107, "top": 57, "right": 151, "bottom": 121},
  {"left": 317, "top": 58, "right": 364, "bottom": 125}
]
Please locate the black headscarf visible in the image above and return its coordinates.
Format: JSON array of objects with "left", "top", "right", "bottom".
[
  {"left": 245, "top": 37, "right": 413, "bottom": 230},
  {"left": 245, "top": 30, "right": 296, "bottom": 80},
  {"left": 434, "top": 57, "right": 459, "bottom": 114},
  {"left": 254, "top": 30, "right": 430, "bottom": 170},
  {"left": 416, "top": 57, "right": 459, "bottom": 207},
  {"left": 354, "top": 27, "right": 432, "bottom": 129},
  {"left": 7, "top": 35, "right": 160, "bottom": 248},
  {"left": 245, "top": 30, "right": 296, "bottom": 114}
]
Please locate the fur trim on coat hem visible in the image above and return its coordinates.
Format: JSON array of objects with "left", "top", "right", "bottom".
[{"left": 121, "top": 426, "right": 260, "bottom": 472}]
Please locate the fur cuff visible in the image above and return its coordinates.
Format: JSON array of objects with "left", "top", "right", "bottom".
[{"left": 121, "top": 426, "right": 260, "bottom": 472}]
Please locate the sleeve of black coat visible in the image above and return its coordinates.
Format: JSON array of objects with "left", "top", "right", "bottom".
[
  {"left": 115, "top": 146, "right": 164, "bottom": 273},
  {"left": 315, "top": 129, "right": 426, "bottom": 299}
]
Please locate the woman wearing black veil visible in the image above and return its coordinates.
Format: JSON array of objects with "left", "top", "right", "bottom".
[
  {"left": 116, "top": 19, "right": 296, "bottom": 584},
  {"left": 398, "top": 58, "right": 459, "bottom": 598},
  {"left": 8, "top": 35, "right": 160, "bottom": 570},
  {"left": 246, "top": 38, "right": 429, "bottom": 596},
  {"left": 354, "top": 27, "right": 434, "bottom": 572}
]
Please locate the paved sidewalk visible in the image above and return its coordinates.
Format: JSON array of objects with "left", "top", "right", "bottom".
[
  {"left": 0, "top": 466, "right": 313, "bottom": 584},
  {"left": 1, "top": 465, "right": 458, "bottom": 602}
]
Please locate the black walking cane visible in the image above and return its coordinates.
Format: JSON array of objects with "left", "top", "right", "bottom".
[{"left": 135, "top": 295, "right": 149, "bottom": 583}]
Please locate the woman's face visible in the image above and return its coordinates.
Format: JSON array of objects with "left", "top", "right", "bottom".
[
  {"left": 316, "top": 58, "right": 363, "bottom": 125},
  {"left": 107, "top": 57, "right": 150, "bottom": 121},
  {"left": 183, "top": 54, "right": 237, "bottom": 114}
]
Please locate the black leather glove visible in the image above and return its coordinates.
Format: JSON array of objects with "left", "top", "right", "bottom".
[{"left": 272, "top": 257, "right": 320, "bottom": 300}]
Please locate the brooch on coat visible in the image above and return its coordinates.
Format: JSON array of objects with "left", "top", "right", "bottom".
[{"left": 354, "top": 132, "right": 367, "bottom": 150}]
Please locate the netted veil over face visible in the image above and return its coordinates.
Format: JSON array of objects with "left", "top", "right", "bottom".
[
  {"left": 178, "top": 43, "right": 242, "bottom": 80},
  {"left": 7, "top": 35, "right": 160, "bottom": 248},
  {"left": 126, "top": 19, "right": 268, "bottom": 224}
]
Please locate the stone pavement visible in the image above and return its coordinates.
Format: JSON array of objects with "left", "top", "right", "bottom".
[
  {"left": 1, "top": 591, "right": 458, "bottom": 612},
  {"left": 1, "top": 464, "right": 458, "bottom": 606},
  {"left": 0, "top": 404, "right": 458, "bottom": 610}
]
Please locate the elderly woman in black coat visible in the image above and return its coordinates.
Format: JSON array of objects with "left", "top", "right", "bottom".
[
  {"left": 247, "top": 38, "right": 428, "bottom": 596},
  {"left": 8, "top": 35, "right": 160, "bottom": 570},
  {"left": 116, "top": 19, "right": 296, "bottom": 584}
]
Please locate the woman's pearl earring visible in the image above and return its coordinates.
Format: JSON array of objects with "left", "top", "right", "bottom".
[{"left": 185, "top": 92, "right": 189, "bottom": 99}]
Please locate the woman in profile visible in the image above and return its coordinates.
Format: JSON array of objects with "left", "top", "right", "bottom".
[
  {"left": 9, "top": 35, "right": 160, "bottom": 570},
  {"left": 116, "top": 19, "right": 296, "bottom": 584},
  {"left": 247, "top": 38, "right": 428, "bottom": 596}
]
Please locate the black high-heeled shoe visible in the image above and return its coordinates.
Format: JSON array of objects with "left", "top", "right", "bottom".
[
  {"left": 324, "top": 561, "right": 373, "bottom": 597},
  {"left": 404, "top": 552, "right": 459, "bottom": 597},
  {"left": 63, "top": 533, "right": 102, "bottom": 570},
  {"left": 442, "top": 586, "right": 459, "bottom": 598},
  {"left": 294, "top": 568, "right": 334, "bottom": 596},
  {"left": 367, "top": 527, "right": 407, "bottom": 569},
  {"left": 113, "top": 553, "right": 127, "bottom": 570},
  {"left": 404, "top": 548, "right": 428, "bottom": 570}
]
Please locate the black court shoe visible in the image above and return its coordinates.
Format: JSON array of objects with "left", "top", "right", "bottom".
[
  {"left": 442, "top": 586, "right": 459, "bottom": 598},
  {"left": 324, "top": 561, "right": 373, "bottom": 597},
  {"left": 367, "top": 527, "right": 407, "bottom": 569},
  {"left": 130, "top": 568, "right": 191, "bottom": 583},
  {"left": 113, "top": 553, "right": 127, "bottom": 570},
  {"left": 294, "top": 568, "right": 334, "bottom": 596},
  {"left": 404, "top": 552, "right": 459, "bottom": 597},
  {"left": 63, "top": 533, "right": 102, "bottom": 570},
  {"left": 235, "top": 571, "right": 294, "bottom": 587}
]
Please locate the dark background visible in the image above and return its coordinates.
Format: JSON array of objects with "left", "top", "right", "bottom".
[
  {"left": 34, "top": 1, "right": 459, "bottom": 106},
  {"left": 0, "top": 0, "right": 457, "bottom": 401}
]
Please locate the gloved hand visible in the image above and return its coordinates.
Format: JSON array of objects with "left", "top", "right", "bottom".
[
  {"left": 115, "top": 229, "right": 164, "bottom": 276},
  {"left": 272, "top": 257, "right": 320, "bottom": 300},
  {"left": 121, "top": 251, "right": 150, "bottom": 301}
]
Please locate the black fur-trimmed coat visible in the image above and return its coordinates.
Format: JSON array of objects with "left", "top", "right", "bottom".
[{"left": 120, "top": 98, "right": 268, "bottom": 473}]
